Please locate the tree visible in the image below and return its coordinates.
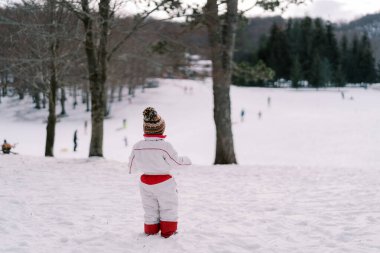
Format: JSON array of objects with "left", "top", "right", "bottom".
[
  {"left": 45, "top": 0, "right": 62, "bottom": 156},
  {"left": 203, "top": 0, "right": 238, "bottom": 164},
  {"left": 310, "top": 52, "right": 321, "bottom": 88},
  {"left": 203, "top": 0, "right": 306, "bottom": 164},
  {"left": 63, "top": 0, "right": 182, "bottom": 157},
  {"left": 290, "top": 56, "right": 302, "bottom": 88}
]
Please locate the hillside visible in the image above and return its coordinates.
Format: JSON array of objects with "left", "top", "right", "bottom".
[
  {"left": 1, "top": 154, "right": 380, "bottom": 253},
  {"left": 1, "top": 79, "right": 380, "bottom": 252}
]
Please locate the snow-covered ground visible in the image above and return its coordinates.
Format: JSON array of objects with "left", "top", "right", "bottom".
[
  {"left": 1, "top": 79, "right": 380, "bottom": 252},
  {"left": 1, "top": 78, "right": 380, "bottom": 168}
]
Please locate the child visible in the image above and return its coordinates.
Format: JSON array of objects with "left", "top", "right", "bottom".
[{"left": 128, "top": 107, "right": 191, "bottom": 238}]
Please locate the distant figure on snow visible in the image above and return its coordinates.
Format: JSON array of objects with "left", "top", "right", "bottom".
[
  {"left": 267, "top": 96, "right": 271, "bottom": 107},
  {"left": 73, "top": 130, "right": 78, "bottom": 152},
  {"left": 84, "top": 120, "right": 88, "bottom": 134},
  {"left": 341, "top": 91, "right": 345, "bottom": 100},
  {"left": 123, "top": 118, "right": 127, "bottom": 129},
  {"left": 258, "top": 111, "right": 262, "bottom": 120},
  {"left": 128, "top": 107, "right": 191, "bottom": 238},
  {"left": 124, "top": 136, "right": 128, "bottom": 147},
  {"left": 2, "top": 140, "right": 13, "bottom": 154},
  {"left": 240, "top": 109, "right": 245, "bottom": 122}
]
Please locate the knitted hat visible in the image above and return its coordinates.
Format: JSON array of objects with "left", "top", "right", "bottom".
[{"left": 143, "top": 107, "right": 165, "bottom": 135}]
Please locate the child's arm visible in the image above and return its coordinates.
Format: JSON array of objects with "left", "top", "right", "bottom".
[{"left": 164, "top": 143, "right": 192, "bottom": 166}]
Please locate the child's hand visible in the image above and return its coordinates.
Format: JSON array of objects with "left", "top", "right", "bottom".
[{"left": 181, "top": 156, "right": 192, "bottom": 165}]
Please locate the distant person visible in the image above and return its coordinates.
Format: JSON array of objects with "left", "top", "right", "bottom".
[
  {"left": 350, "top": 96, "right": 354, "bottom": 100},
  {"left": 341, "top": 91, "right": 345, "bottom": 100},
  {"left": 258, "top": 111, "right": 262, "bottom": 120},
  {"left": 2, "top": 140, "right": 13, "bottom": 154},
  {"left": 73, "top": 130, "right": 78, "bottom": 152},
  {"left": 267, "top": 96, "right": 271, "bottom": 107},
  {"left": 123, "top": 118, "right": 127, "bottom": 129},
  {"left": 184, "top": 86, "right": 188, "bottom": 94},
  {"left": 240, "top": 109, "right": 245, "bottom": 122},
  {"left": 84, "top": 120, "right": 88, "bottom": 134},
  {"left": 124, "top": 136, "right": 128, "bottom": 147}
]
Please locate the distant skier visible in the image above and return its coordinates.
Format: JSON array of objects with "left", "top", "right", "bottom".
[
  {"left": 84, "top": 120, "right": 88, "bottom": 134},
  {"left": 123, "top": 118, "right": 127, "bottom": 129},
  {"left": 73, "top": 130, "right": 78, "bottom": 152},
  {"left": 240, "top": 109, "right": 245, "bottom": 122},
  {"left": 267, "top": 96, "right": 271, "bottom": 107},
  {"left": 2, "top": 140, "right": 13, "bottom": 154},
  {"left": 341, "top": 91, "right": 345, "bottom": 100},
  {"left": 258, "top": 111, "right": 262, "bottom": 120},
  {"left": 124, "top": 136, "right": 128, "bottom": 147},
  {"left": 128, "top": 107, "right": 191, "bottom": 238}
]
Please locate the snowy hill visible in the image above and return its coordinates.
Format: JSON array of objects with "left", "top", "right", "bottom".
[
  {"left": 1, "top": 78, "right": 380, "bottom": 168},
  {"left": 1, "top": 79, "right": 380, "bottom": 252},
  {"left": 1, "top": 155, "right": 380, "bottom": 253}
]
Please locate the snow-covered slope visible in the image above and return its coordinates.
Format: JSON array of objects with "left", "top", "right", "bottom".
[
  {"left": 1, "top": 78, "right": 380, "bottom": 168},
  {"left": 1, "top": 79, "right": 380, "bottom": 252},
  {"left": 1, "top": 155, "right": 380, "bottom": 253}
]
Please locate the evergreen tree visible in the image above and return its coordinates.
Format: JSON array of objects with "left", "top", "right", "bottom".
[
  {"left": 348, "top": 35, "right": 360, "bottom": 83},
  {"left": 325, "top": 22, "right": 339, "bottom": 74},
  {"left": 298, "top": 17, "right": 313, "bottom": 80},
  {"left": 338, "top": 35, "right": 349, "bottom": 85},
  {"left": 335, "top": 64, "right": 346, "bottom": 87},
  {"left": 310, "top": 52, "right": 322, "bottom": 88},
  {"left": 320, "top": 57, "right": 332, "bottom": 86},
  {"left": 264, "top": 23, "right": 291, "bottom": 79},
  {"left": 357, "top": 34, "right": 376, "bottom": 83},
  {"left": 290, "top": 56, "right": 302, "bottom": 88}
]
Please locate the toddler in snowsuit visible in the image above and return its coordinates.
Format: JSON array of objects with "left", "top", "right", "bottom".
[{"left": 128, "top": 107, "right": 191, "bottom": 238}]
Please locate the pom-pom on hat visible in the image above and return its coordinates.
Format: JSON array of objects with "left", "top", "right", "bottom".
[{"left": 143, "top": 107, "right": 165, "bottom": 135}]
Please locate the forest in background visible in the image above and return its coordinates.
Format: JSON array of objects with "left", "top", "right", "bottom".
[
  {"left": 1, "top": 5, "right": 380, "bottom": 106},
  {"left": 233, "top": 17, "right": 378, "bottom": 87}
]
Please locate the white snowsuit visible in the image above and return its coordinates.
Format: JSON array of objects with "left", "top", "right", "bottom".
[{"left": 128, "top": 136, "right": 191, "bottom": 226}]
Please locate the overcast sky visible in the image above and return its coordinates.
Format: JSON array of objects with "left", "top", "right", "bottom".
[
  {"left": 1, "top": 0, "right": 380, "bottom": 23},
  {"left": 247, "top": 0, "right": 380, "bottom": 23},
  {"left": 179, "top": 0, "right": 380, "bottom": 23}
]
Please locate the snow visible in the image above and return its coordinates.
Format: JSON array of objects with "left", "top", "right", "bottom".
[{"left": 1, "top": 79, "right": 380, "bottom": 252}]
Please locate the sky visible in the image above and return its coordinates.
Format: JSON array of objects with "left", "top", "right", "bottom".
[
  {"left": 179, "top": 0, "right": 380, "bottom": 23},
  {"left": 247, "top": 0, "right": 380, "bottom": 23},
  {"left": 1, "top": 0, "right": 380, "bottom": 23},
  {"left": 120, "top": 0, "right": 380, "bottom": 24}
]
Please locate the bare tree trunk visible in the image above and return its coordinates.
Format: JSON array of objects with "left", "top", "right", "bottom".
[
  {"left": 110, "top": 85, "right": 115, "bottom": 103},
  {"left": 73, "top": 83, "right": 78, "bottom": 109},
  {"left": 204, "top": 0, "right": 237, "bottom": 164},
  {"left": 34, "top": 91, "right": 41, "bottom": 109},
  {"left": 45, "top": 0, "right": 59, "bottom": 157},
  {"left": 80, "top": 0, "right": 110, "bottom": 157},
  {"left": 86, "top": 87, "right": 90, "bottom": 112},
  {"left": 42, "top": 92, "right": 47, "bottom": 108},
  {"left": 60, "top": 87, "right": 66, "bottom": 115},
  {"left": 118, "top": 85, "right": 123, "bottom": 101}
]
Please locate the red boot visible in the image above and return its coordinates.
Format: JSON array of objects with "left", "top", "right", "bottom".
[
  {"left": 144, "top": 223, "right": 160, "bottom": 235},
  {"left": 160, "top": 221, "right": 177, "bottom": 238}
]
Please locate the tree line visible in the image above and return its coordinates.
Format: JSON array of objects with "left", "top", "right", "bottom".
[
  {"left": 1, "top": 0, "right": 307, "bottom": 165},
  {"left": 233, "top": 17, "right": 379, "bottom": 87}
]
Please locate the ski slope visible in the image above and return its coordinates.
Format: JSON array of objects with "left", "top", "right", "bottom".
[
  {"left": 1, "top": 79, "right": 380, "bottom": 252},
  {"left": 1, "top": 78, "right": 379, "bottom": 168}
]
